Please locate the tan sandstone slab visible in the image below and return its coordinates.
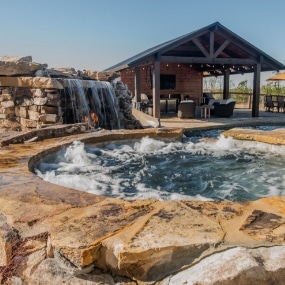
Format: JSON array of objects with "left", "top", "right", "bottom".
[
  {"left": 47, "top": 198, "right": 156, "bottom": 268},
  {"left": 117, "top": 201, "right": 225, "bottom": 282},
  {"left": 0, "top": 76, "right": 64, "bottom": 89},
  {"left": 223, "top": 127, "right": 285, "bottom": 145},
  {"left": 0, "top": 56, "right": 46, "bottom": 76},
  {"left": 166, "top": 246, "right": 285, "bottom": 285}
]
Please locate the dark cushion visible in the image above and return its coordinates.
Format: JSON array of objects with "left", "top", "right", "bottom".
[{"left": 214, "top": 101, "right": 236, "bottom": 117}]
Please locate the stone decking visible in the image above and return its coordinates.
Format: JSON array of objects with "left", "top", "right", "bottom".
[
  {"left": 0, "top": 127, "right": 285, "bottom": 284},
  {"left": 223, "top": 127, "right": 285, "bottom": 145}
]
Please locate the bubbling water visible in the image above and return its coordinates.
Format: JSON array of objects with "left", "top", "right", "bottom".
[{"left": 34, "top": 135, "right": 285, "bottom": 201}]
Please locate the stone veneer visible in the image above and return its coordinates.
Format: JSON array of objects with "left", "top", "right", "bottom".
[
  {"left": 0, "top": 84, "right": 63, "bottom": 131},
  {"left": 0, "top": 127, "right": 285, "bottom": 284}
]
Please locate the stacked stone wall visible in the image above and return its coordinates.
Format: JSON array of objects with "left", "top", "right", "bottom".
[
  {"left": 0, "top": 87, "right": 62, "bottom": 131},
  {"left": 0, "top": 82, "right": 141, "bottom": 132}
]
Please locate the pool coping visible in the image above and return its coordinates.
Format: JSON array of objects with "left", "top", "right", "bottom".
[{"left": 1, "top": 126, "right": 285, "bottom": 283}]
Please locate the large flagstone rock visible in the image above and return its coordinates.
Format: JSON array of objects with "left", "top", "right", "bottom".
[
  {"left": 28, "top": 258, "right": 116, "bottom": 285},
  {"left": 165, "top": 246, "right": 285, "bottom": 285},
  {"left": 223, "top": 127, "right": 285, "bottom": 145},
  {"left": 47, "top": 199, "right": 155, "bottom": 268},
  {"left": 0, "top": 56, "right": 47, "bottom": 76},
  {"left": 117, "top": 201, "right": 224, "bottom": 282},
  {"left": 0, "top": 77, "right": 64, "bottom": 89}
]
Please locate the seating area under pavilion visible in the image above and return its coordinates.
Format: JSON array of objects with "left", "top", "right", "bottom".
[{"left": 104, "top": 22, "right": 285, "bottom": 119}]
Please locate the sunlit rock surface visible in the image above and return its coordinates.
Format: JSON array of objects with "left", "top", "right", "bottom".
[
  {"left": 223, "top": 127, "right": 285, "bottom": 145},
  {"left": 0, "top": 127, "right": 285, "bottom": 284},
  {"left": 0, "top": 56, "right": 47, "bottom": 76},
  {"left": 166, "top": 246, "right": 285, "bottom": 285},
  {"left": 0, "top": 76, "right": 64, "bottom": 89}
]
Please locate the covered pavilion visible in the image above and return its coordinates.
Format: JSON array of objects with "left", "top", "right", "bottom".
[{"left": 104, "top": 22, "right": 285, "bottom": 118}]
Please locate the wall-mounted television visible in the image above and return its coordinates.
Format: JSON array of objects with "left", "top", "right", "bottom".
[{"left": 160, "top": 74, "right": 176, "bottom": 90}]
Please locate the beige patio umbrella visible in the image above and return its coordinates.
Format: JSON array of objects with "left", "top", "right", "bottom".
[{"left": 266, "top": 72, "right": 285, "bottom": 81}]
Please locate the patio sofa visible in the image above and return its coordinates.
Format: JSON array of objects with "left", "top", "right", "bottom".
[{"left": 213, "top": 98, "right": 236, "bottom": 117}]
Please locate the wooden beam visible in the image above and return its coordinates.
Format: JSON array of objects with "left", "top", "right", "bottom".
[
  {"left": 160, "top": 56, "right": 256, "bottom": 65},
  {"left": 262, "top": 58, "right": 283, "bottom": 71},
  {"left": 192, "top": 38, "right": 209, "bottom": 57},
  {"left": 170, "top": 46, "right": 200, "bottom": 52},
  {"left": 223, "top": 69, "right": 230, "bottom": 99},
  {"left": 252, "top": 63, "right": 261, "bottom": 117},
  {"left": 213, "top": 40, "right": 230, "bottom": 58},
  {"left": 159, "top": 29, "right": 211, "bottom": 54},
  {"left": 134, "top": 67, "right": 141, "bottom": 102},
  {"left": 128, "top": 56, "right": 156, "bottom": 69},
  {"left": 210, "top": 31, "right": 214, "bottom": 58},
  {"left": 152, "top": 60, "right": 160, "bottom": 118},
  {"left": 215, "top": 30, "right": 257, "bottom": 58}
]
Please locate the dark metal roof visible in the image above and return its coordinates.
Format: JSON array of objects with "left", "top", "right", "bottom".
[{"left": 104, "top": 22, "right": 285, "bottom": 74}]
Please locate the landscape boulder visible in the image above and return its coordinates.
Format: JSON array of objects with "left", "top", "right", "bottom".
[{"left": 0, "top": 56, "right": 47, "bottom": 76}]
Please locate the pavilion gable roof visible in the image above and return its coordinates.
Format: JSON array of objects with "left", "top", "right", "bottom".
[{"left": 104, "top": 22, "right": 285, "bottom": 75}]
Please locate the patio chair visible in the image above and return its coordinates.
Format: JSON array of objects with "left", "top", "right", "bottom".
[
  {"left": 177, "top": 100, "right": 196, "bottom": 118},
  {"left": 277, "top": 95, "right": 285, "bottom": 113},
  {"left": 264, "top": 95, "right": 277, "bottom": 112},
  {"left": 203, "top": 92, "right": 215, "bottom": 104}
]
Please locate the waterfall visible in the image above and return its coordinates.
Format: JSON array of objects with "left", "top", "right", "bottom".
[
  {"left": 65, "top": 79, "right": 91, "bottom": 124},
  {"left": 63, "top": 79, "right": 120, "bottom": 129},
  {"left": 96, "top": 81, "right": 120, "bottom": 129}
]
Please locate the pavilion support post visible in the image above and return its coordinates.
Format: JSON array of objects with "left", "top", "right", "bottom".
[
  {"left": 152, "top": 60, "right": 160, "bottom": 118},
  {"left": 252, "top": 63, "right": 261, "bottom": 117},
  {"left": 134, "top": 67, "right": 141, "bottom": 103},
  {"left": 223, "top": 69, "right": 230, "bottom": 99}
]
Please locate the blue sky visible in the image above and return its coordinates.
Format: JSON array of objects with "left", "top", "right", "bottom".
[{"left": 1, "top": 0, "right": 285, "bottom": 84}]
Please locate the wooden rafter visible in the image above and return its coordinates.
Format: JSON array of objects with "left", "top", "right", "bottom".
[
  {"left": 215, "top": 30, "right": 257, "bottom": 58},
  {"left": 213, "top": 39, "right": 230, "bottom": 58},
  {"left": 192, "top": 38, "right": 209, "bottom": 58}
]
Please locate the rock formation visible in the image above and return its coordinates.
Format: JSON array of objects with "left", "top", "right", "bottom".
[
  {"left": 0, "top": 56, "right": 140, "bottom": 132},
  {"left": 0, "top": 56, "right": 47, "bottom": 77},
  {"left": 113, "top": 80, "right": 142, "bottom": 129},
  {"left": 0, "top": 56, "right": 120, "bottom": 81}
]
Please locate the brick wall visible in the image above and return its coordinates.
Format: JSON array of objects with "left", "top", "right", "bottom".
[{"left": 121, "top": 63, "right": 203, "bottom": 104}]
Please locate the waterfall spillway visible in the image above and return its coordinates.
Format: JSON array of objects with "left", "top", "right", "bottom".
[{"left": 62, "top": 79, "right": 120, "bottom": 129}]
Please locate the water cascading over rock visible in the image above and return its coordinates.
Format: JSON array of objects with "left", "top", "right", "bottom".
[
  {"left": 0, "top": 56, "right": 142, "bottom": 131},
  {"left": 61, "top": 79, "right": 120, "bottom": 129},
  {"left": 0, "top": 79, "right": 123, "bottom": 131}
]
